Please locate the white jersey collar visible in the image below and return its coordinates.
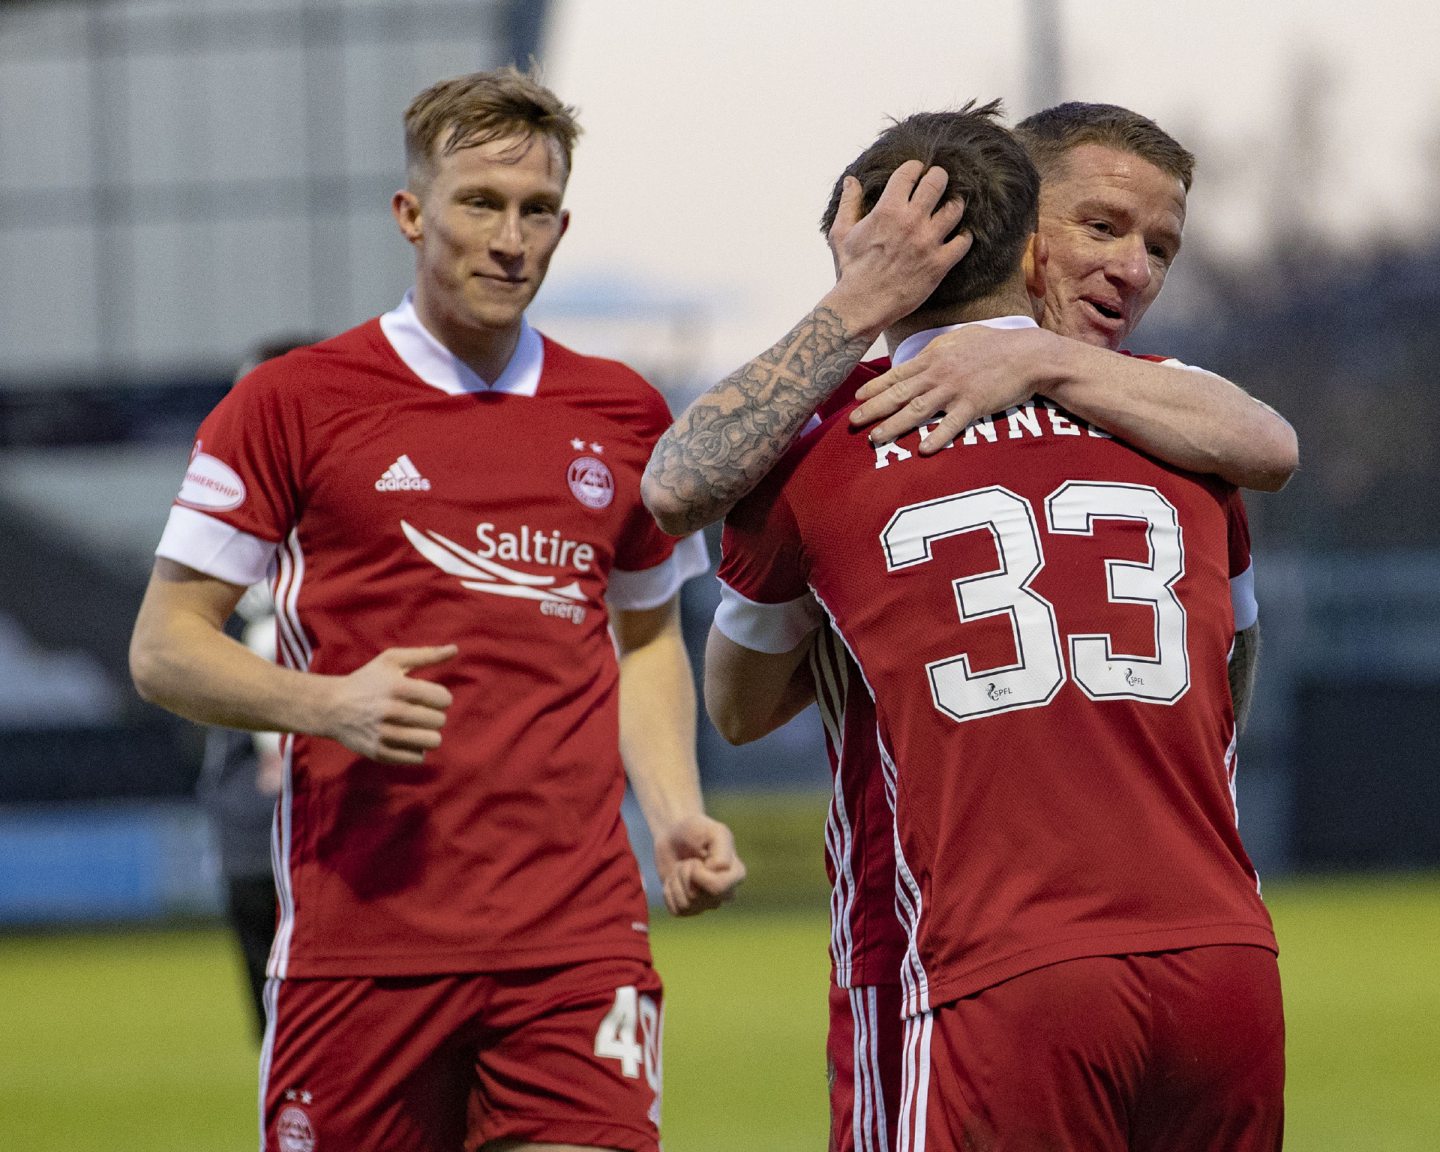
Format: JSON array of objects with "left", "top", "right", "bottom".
[
  {"left": 380, "top": 290, "right": 544, "bottom": 396},
  {"left": 890, "top": 314, "right": 1039, "bottom": 367}
]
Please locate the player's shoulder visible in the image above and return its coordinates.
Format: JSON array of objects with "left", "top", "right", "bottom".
[
  {"left": 814, "top": 356, "right": 891, "bottom": 423},
  {"left": 1119, "top": 348, "right": 1213, "bottom": 375},
  {"left": 538, "top": 333, "right": 656, "bottom": 393},
  {"left": 726, "top": 401, "right": 851, "bottom": 535},
  {"left": 230, "top": 320, "right": 382, "bottom": 402},
  {"left": 537, "top": 333, "right": 672, "bottom": 428}
]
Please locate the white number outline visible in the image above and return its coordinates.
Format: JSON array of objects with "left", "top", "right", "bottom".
[
  {"left": 882, "top": 487, "right": 1065, "bottom": 723},
  {"left": 594, "top": 985, "right": 643, "bottom": 1078},
  {"left": 1045, "top": 481, "right": 1190, "bottom": 704},
  {"left": 639, "top": 993, "right": 662, "bottom": 1099},
  {"left": 880, "top": 482, "right": 1191, "bottom": 724},
  {"left": 594, "top": 985, "right": 662, "bottom": 1086}
]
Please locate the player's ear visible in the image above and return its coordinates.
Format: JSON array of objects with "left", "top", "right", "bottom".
[
  {"left": 1023, "top": 232, "right": 1047, "bottom": 300},
  {"left": 558, "top": 208, "right": 571, "bottom": 240},
  {"left": 392, "top": 189, "right": 424, "bottom": 245}
]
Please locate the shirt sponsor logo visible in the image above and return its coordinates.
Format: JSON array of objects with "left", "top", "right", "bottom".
[
  {"left": 177, "top": 446, "right": 246, "bottom": 511},
  {"left": 402, "top": 519, "right": 591, "bottom": 624},
  {"left": 568, "top": 456, "right": 614, "bottom": 510},
  {"left": 376, "top": 454, "right": 431, "bottom": 492},
  {"left": 541, "top": 600, "right": 588, "bottom": 623}
]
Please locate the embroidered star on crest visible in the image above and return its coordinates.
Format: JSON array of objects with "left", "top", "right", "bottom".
[
  {"left": 590, "top": 442, "right": 604, "bottom": 454},
  {"left": 570, "top": 438, "right": 585, "bottom": 450}
]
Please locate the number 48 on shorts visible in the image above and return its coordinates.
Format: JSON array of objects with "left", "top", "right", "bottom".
[{"left": 594, "top": 984, "right": 662, "bottom": 1090}]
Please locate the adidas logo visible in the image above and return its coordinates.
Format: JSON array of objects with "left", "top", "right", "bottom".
[{"left": 375, "top": 454, "right": 432, "bottom": 492}]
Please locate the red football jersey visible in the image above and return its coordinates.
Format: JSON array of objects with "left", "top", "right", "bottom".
[
  {"left": 156, "top": 298, "right": 708, "bottom": 978},
  {"left": 813, "top": 629, "right": 904, "bottom": 990},
  {"left": 809, "top": 360, "right": 909, "bottom": 990},
  {"left": 718, "top": 319, "right": 1275, "bottom": 1015},
  {"left": 810, "top": 351, "right": 1258, "bottom": 995}
]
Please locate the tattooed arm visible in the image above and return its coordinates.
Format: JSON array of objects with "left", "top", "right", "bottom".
[
  {"left": 644, "top": 307, "right": 871, "bottom": 536},
  {"left": 1229, "top": 623, "right": 1261, "bottom": 736},
  {"left": 643, "top": 161, "right": 972, "bottom": 536}
]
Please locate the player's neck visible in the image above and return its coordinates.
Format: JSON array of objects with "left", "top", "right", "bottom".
[
  {"left": 885, "top": 286, "right": 1037, "bottom": 350},
  {"left": 411, "top": 293, "right": 523, "bottom": 385}
]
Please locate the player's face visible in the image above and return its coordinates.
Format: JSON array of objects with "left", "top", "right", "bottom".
[
  {"left": 398, "top": 131, "right": 570, "bottom": 342},
  {"left": 1034, "top": 143, "right": 1186, "bottom": 350}
]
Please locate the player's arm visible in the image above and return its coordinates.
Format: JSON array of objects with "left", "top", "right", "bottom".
[
  {"left": 763, "top": 655, "right": 822, "bottom": 740},
  {"left": 849, "top": 325, "right": 1299, "bottom": 491},
  {"left": 1229, "top": 623, "right": 1261, "bottom": 735},
  {"left": 129, "top": 558, "right": 456, "bottom": 764},
  {"left": 613, "top": 596, "right": 746, "bottom": 916},
  {"left": 704, "top": 626, "right": 816, "bottom": 747},
  {"left": 642, "top": 162, "right": 972, "bottom": 536}
]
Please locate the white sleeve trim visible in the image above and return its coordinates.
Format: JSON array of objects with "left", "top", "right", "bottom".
[
  {"left": 713, "top": 581, "right": 823, "bottom": 654},
  {"left": 1155, "top": 356, "right": 1219, "bottom": 379},
  {"left": 155, "top": 505, "right": 278, "bottom": 587},
  {"left": 606, "top": 532, "right": 711, "bottom": 611},
  {"left": 1230, "top": 563, "right": 1258, "bottom": 632}
]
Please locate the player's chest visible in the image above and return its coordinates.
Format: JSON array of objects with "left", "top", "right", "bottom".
[{"left": 298, "top": 395, "right": 643, "bottom": 551}]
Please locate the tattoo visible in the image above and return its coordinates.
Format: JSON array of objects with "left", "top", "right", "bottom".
[
  {"left": 1228, "top": 623, "right": 1261, "bottom": 736},
  {"left": 643, "top": 305, "right": 870, "bottom": 534}
]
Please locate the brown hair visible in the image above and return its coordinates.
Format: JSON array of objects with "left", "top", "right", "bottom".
[
  {"left": 403, "top": 66, "right": 581, "bottom": 192},
  {"left": 1015, "top": 102, "right": 1194, "bottom": 191},
  {"left": 820, "top": 101, "right": 1039, "bottom": 316}
]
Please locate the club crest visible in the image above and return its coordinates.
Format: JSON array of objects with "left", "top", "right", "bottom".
[
  {"left": 276, "top": 1105, "right": 316, "bottom": 1152},
  {"left": 567, "top": 456, "right": 615, "bottom": 510}
]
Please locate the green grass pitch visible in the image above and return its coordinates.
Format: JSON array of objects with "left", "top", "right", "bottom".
[{"left": 0, "top": 872, "right": 1435, "bottom": 1151}]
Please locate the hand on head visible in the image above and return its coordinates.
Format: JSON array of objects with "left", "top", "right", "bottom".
[{"left": 825, "top": 161, "right": 973, "bottom": 341}]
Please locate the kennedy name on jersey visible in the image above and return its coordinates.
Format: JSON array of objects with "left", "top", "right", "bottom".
[{"left": 873, "top": 399, "right": 1112, "bottom": 470}]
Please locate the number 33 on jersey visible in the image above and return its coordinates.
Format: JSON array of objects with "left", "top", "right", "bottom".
[
  {"left": 882, "top": 479, "right": 1192, "bottom": 723},
  {"left": 716, "top": 394, "right": 1274, "bottom": 1016}
]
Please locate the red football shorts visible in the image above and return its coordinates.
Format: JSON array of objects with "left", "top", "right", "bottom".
[
  {"left": 898, "top": 945, "right": 1284, "bottom": 1152},
  {"left": 829, "top": 982, "right": 904, "bottom": 1152},
  {"left": 260, "top": 957, "right": 663, "bottom": 1152}
]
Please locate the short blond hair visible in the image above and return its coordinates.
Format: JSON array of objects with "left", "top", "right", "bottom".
[{"left": 403, "top": 66, "right": 581, "bottom": 191}]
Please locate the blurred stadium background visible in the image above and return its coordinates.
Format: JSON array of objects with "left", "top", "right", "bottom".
[{"left": 1, "top": 0, "right": 1436, "bottom": 1147}]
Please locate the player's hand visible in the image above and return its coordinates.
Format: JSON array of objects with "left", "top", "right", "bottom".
[
  {"left": 322, "top": 645, "right": 458, "bottom": 764},
  {"left": 850, "top": 324, "right": 1055, "bottom": 453},
  {"left": 824, "top": 161, "right": 972, "bottom": 341},
  {"left": 654, "top": 814, "right": 746, "bottom": 917}
]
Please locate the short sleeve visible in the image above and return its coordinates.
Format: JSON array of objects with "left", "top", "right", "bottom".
[
  {"left": 598, "top": 378, "right": 714, "bottom": 608},
  {"left": 607, "top": 532, "right": 711, "bottom": 611},
  {"left": 1225, "top": 489, "right": 1258, "bottom": 631},
  {"left": 713, "top": 478, "right": 818, "bottom": 654},
  {"left": 154, "top": 362, "right": 303, "bottom": 585}
]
